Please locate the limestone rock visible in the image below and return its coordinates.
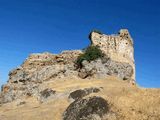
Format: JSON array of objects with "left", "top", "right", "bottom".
[
  {"left": 63, "top": 96, "right": 109, "bottom": 120},
  {"left": 69, "top": 87, "right": 100, "bottom": 100},
  {"left": 78, "top": 58, "right": 133, "bottom": 80},
  {"left": 0, "top": 82, "right": 38, "bottom": 104},
  {"left": 0, "top": 51, "right": 82, "bottom": 104},
  {"left": 39, "top": 88, "right": 56, "bottom": 102},
  {"left": 90, "top": 29, "right": 135, "bottom": 80}
]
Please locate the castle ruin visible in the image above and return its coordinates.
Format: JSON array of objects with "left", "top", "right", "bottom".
[{"left": 90, "top": 29, "right": 135, "bottom": 81}]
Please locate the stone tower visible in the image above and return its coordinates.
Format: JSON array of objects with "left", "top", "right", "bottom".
[{"left": 90, "top": 29, "right": 135, "bottom": 81}]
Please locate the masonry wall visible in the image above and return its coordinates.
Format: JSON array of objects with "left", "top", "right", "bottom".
[{"left": 90, "top": 29, "right": 135, "bottom": 81}]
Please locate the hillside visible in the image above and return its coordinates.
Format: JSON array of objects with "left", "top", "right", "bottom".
[
  {"left": 0, "top": 77, "right": 160, "bottom": 120},
  {"left": 0, "top": 29, "right": 159, "bottom": 120}
]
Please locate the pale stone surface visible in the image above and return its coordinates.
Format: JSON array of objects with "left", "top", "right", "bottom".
[
  {"left": 90, "top": 29, "right": 135, "bottom": 80},
  {"left": 78, "top": 58, "right": 133, "bottom": 80}
]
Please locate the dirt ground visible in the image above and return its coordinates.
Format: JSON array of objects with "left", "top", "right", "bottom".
[{"left": 0, "top": 77, "right": 160, "bottom": 120}]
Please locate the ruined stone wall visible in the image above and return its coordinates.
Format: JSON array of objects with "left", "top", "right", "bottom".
[{"left": 90, "top": 29, "right": 135, "bottom": 80}]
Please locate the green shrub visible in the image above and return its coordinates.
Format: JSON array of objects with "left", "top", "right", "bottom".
[
  {"left": 88, "top": 29, "right": 103, "bottom": 40},
  {"left": 76, "top": 45, "right": 104, "bottom": 68}
]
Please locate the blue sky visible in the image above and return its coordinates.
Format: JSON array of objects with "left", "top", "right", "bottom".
[{"left": 0, "top": 0, "right": 160, "bottom": 88}]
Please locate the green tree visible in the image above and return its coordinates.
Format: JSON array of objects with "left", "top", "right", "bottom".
[{"left": 76, "top": 45, "right": 104, "bottom": 68}]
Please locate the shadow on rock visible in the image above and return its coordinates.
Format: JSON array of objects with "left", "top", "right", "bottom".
[{"left": 69, "top": 87, "right": 101, "bottom": 100}]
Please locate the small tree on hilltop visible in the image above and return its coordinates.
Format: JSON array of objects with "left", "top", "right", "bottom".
[{"left": 76, "top": 45, "right": 104, "bottom": 68}]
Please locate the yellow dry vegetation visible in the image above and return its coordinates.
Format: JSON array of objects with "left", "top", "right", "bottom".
[{"left": 0, "top": 77, "right": 160, "bottom": 120}]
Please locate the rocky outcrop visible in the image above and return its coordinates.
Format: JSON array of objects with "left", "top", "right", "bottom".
[
  {"left": 78, "top": 58, "right": 133, "bottom": 80},
  {"left": 9, "top": 51, "right": 82, "bottom": 84},
  {"left": 0, "top": 81, "right": 44, "bottom": 104},
  {"left": 0, "top": 29, "right": 135, "bottom": 104},
  {"left": 69, "top": 87, "right": 100, "bottom": 100},
  {"left": 39, "top": 88, "right": 56, "bottom": 102},
  {"left": 63, "top": 96, "right": 109, "bottom": 120}
]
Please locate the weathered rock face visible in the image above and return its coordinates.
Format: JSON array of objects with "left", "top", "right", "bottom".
[
  {"left": 39, "top": 88, "right": 56, "bottom": 102},
  {"left": 78, "top": 58, "right": 133, "bottom": 80},
  {"left": 0, "top": 29, "right": 135, "bottom": 104},
  {"left": 0, "top": 51, "right": 82, "bottom": 104},
  {"left": 69, "top": 87, "right": 101, "bottom": 100},
  {"left": 63, "top": 96, "right": 109, "bottom": 120}
]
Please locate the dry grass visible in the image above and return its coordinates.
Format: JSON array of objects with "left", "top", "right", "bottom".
[{"left": 0, "top": 77, "right": 160, "bottom": 120}]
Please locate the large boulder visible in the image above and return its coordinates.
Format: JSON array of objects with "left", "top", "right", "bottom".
[
  {"left": 39, "top": 88, "right": 56, "bottom": 102},
  {"left": 69, "top": 87, "right": 100, "bottom": 100},
  {"left": 63, "top": 96, "right": 109, "bottom": 120}
]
